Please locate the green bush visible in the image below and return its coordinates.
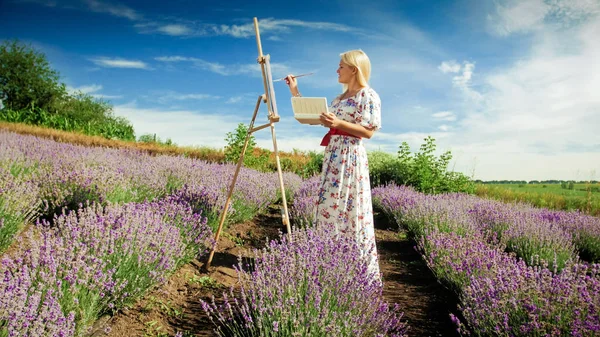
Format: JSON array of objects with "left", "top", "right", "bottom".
[
  {"left": 368, "top": 151, "right": 405, "bottom": 187},
  {"left": 224, "top": 123, "right": 256, "bottom": 164},
  {"left": 138, "top": 133, "right": 175, "bottom": 146},
  {"left": 397, "top": 136, "right": 475, "bottom": 194},
  {"left": 301, "top": 151, "right": 324, "bottom": 178},
  {"left": 0, "top": 40, "right": 135, "bottom": 141},
  {"left": 223, "top": 123, "right": 274, "bottom": 172},
  {"left": 367, "top": 136, "right": 475, "bottom": 194},
  {"left": 0, "top": 105, "right": 135, "bottom": 141},
  {"left": 244, "top": 151, "right": 270, "bottom": 172}
]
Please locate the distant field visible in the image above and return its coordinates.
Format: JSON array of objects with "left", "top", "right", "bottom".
[
  {"left": 487, "top": 183, "right": 599, "bottom": 196},
  {"left": 476, "top": 183, "right": 600, "bottom": 216}
]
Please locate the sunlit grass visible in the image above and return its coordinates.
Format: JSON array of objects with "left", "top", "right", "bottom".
[{"left": 476, "top": 183, "right": 600, "bottom": 216}]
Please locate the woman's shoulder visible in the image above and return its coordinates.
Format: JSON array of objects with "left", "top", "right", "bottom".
[{"left": 360, "top": 87, "right": 380, "bottom": 102}]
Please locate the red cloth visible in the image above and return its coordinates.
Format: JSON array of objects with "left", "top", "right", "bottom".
[{"left": 320, "top": 128, "right": 361, "bottom": 146}]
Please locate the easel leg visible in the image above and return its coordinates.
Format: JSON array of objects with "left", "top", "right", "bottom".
[
  {"left": 204, "top": 95, "right": 263, "bottom": 270},
  {"left": 270, "top": 122, "right": 292, "bottom": 237}
]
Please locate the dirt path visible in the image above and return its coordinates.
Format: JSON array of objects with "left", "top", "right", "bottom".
[
  {"left": 92, "top": 206, "right": 459, "bottom": 337},
  {"left": 374, "top": 212, "right": 460, "bottom": 337}
]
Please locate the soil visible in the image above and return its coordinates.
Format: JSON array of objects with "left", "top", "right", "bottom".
[{"left": 90, "top": 205, "right": 460, "bottom": 337}]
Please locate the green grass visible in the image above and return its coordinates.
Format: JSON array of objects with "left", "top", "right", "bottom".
[
  {"left": 487, "top": 183, "right": 597, "bottom": 197},
  {"left": 476, "top": 183, "right": 600, "bottom": 216}
]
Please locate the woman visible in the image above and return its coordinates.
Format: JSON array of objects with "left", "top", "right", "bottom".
[{"left": 285, "top": 49, "right": 382, "bottom": 283}]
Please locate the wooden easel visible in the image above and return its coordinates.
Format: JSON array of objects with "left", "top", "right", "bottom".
[{"left": 204, "top": 17, "right": 292, "bottom": 269}]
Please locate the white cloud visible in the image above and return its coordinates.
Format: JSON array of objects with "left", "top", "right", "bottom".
[
  {"left": 452, "top": 62, "right": 482, "bottom": 101},
  {"left": 156, "top": 92, "right": 221, "bottom": 103},
  {"left": 223, "top": 93, "right": 264, "bottom": 105},
  {"left": 226, "top": 96, "right": 243, "bottom": 104},
  {"left": 169, "top": 94, "right": 220, "bottom": 100},
  {"left": 90, "top": 57, "right": 149, "bottom": 69},
  {"left": 155, "top": 55, "right": 291, "bottom": 78},
  {"left": 254, "top": 134, "right": 324, "bottom": 153},
  {"left": 157, "top": 24, "right": 192, "bottom": 36},
  {"left": 432, "top": 111, "right": 457, "bottom": 122},
  {"left": 155, "top": 56, "right": 228, "bottom": 75},
  {"left": 66, "top": 84, "right": 102, "bottom": 94},
  {"left": 438, "top": 125, "right": 450, "bottom": 131},
  {"left": 488, "top": 0, "right": 550, "bottom": 36},
  {"left": 23, "top": 1, "right": 356, "bottom": 39},
  {"left": 114, "top": 102, "right": 239, "bottom": 148},
  {"left": 114, "top": 101, "right": 329, "bottom": 153},
  {"left": 65, "top": 84, "right": 122, "bottom": 100},
  {"left": 488, "top": 0, "right": 600, "bottom": 36},
  {"left": 91, "top": 94, "right": 122, "bottom": 100},
  {"left": 453, "top": 151, "right": 600, "bottom": 182},
  {"left": 438, "top": 61, "right": 461, "bottom": 73},
  {"left": 154, "top": 56, "right": 189, "bottom": 62},
  {"left": 373, "top": 130, "right": 451, "bottom": 152},
  {"left": 136, "top": 17, "right": 356, "bottom": 38},
  {"left": 440, "top": 60, "right": 483, "bottom": 102},
  {"left": 84, "top": 0, "right": 141, "bottom": 21},
  {"left": 216, "top": 18, "right": 355, "bottom": 38},
  {"left": 452, "top": 62, "right": 474, "bottom": 88},
  {"left": 551, "top": 0, "right": 600, "bottom": 22},
  {"left": 439, "top": 1, "right": 600, "bottom": 180}
]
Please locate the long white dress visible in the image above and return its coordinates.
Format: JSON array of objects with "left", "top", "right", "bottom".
[{"left": 315, "top": 86, "right": 382, "bottom": 281}]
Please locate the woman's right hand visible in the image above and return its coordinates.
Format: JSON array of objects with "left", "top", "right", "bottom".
[{"left": 284, "top": 74, "right": 300, "bottom": 96}]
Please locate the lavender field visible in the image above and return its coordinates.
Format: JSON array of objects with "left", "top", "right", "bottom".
[
  {"left": 0, "top": 130, "right": 304, "bottom": 336},
  {"left": 0, "top": 130, "right": 407, "bottom": 337},
  {"left": 290, "top": 178, "right": 600, "bottom": 336},
  {"left": 202, "top": 226, "right": 408, "bottom": 337},
  {"left": 370, "top": 184, "right": 600, "bottom": 336},
  {"left": 2, "top": 127, "right": 600, "bottom": 336}
]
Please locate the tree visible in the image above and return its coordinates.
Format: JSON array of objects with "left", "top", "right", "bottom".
[
  {"left": 224, "top": 123, "right": 256, "bottom": 163},
  {"left": 0, "top": 40, "right": 66, "bottom": 112},
  {"left": 396, "top": 136, "right": 475, "bottom": 194},
  {"left": 55, "top": 91, "right": 113, "bottom": 124},
  {"left": 398, "top": 136, "right": 451, "bottom": 193}
]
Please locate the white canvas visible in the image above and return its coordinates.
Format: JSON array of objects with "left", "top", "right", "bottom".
[{"left": 291, "top": 97, "right": 328, "bottom": 125}]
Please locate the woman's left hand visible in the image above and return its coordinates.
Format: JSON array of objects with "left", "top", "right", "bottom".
[{"left": 320, "top": 112, "right": 339, "bottom": 128}]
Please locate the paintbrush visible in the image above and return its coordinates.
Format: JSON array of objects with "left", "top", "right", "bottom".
[{"left": 273, "top": 72, "right": 315, "bottom": 82}]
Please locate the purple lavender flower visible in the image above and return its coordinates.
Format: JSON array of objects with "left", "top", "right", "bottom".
[
  {"left": 201, "top": 227, "right": 408, "bottom": 336},
  {"left": 0, "top": 166, "right": 40, "bottom": 251},
  {"left": 372, "top": 183, "right": 600, "bottom": 336},
  {"left": 289, "top": 175, "right": 321, "bottom": 227},
  {"left": 0, "top": 198, "right": 212, "bottom": 336}
]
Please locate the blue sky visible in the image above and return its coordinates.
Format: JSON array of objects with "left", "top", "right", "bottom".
[{"left": 1, "top": 0, "right": 599, "bottom": 181}]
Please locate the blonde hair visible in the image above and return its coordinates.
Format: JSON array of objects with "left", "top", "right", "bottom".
[{"left": 340, "top": 49, "right": 371, "bottom": 91}]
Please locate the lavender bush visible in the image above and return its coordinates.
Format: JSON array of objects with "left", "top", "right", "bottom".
[
  {"left": 289, "top": 175, "right": 320, "bottom": 227},
  {"left": 0, "top": 130, "right": 298, "bottom": 233},
  {"left": 45, "top": 200, "right": 213, "bottom": 310},
  {"left": 459, "top": 261, "right": 600, "bottom": 336},
  {"left": 0, "top": 228, "right": 108, "bottom": 336},
  {"left": 0, "top": 199, "right": 213, "bottom": 336},
  {"left": 202, "top": 227, "right": 408, "bottom": 337},
  {"left": 372, "top": 183, "right": 600, "bottom": 336},
  {"left": 281, "top": 171, "right": 304, "bottom": 203},
  {"left": 0, "top": 166, "right": 40, "bottom": 252},
  {"left": 418, "top": 230, "right": 515, "bottom": 295},
  {"left": 538, "top": 209, "right": 600, "bottom": 263},
  {"left": 374, "top": 184, "right": 581, "bottom": 270},
  {"left": 469, "top": 201, "right": 577, "bottom": 271},
  {"left": 373, "top": 184, "right": 479, "bottom": 239},
  {"left": 0, "top": 129, "right": 309, "bottom": 336}
]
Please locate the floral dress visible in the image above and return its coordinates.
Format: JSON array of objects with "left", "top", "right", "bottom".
[{"left": 315, "top": 87, "right": 382, "bottom": 281}]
